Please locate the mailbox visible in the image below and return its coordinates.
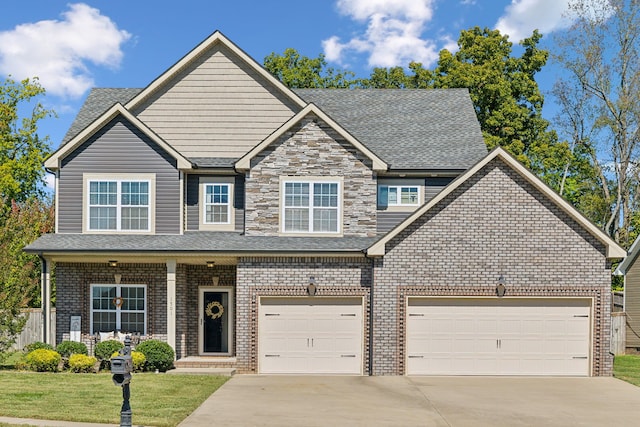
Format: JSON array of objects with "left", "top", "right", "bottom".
[{"left": 111, "top": 355, "right": 132, "bottom": 386}]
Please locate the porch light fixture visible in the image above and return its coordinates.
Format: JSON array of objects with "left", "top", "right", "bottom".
[
  {"left": 307, "top": 276, "right": 317, "bottom": 296},
  {"left": 109, "top": 260, "right": 118, "bottom": 267},
  {"left": 496, "top": 275, "right": 506, "bottom": 297},
  {"left": 206, "top": 260, "right": 215, "bottom": 268}
]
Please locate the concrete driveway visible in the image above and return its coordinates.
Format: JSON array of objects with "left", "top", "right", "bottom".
[{"left": 179, "top": 376, "right": 640, "bottom": 426}]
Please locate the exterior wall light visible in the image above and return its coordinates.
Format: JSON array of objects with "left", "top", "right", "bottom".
[
  {"left": 496, "top": 275, "right": 506, "bottom": 297},
  {"left": 206, "top": 261, "right": 215, "bottom": 268},
  {"left": 109, "top": 260, "right": 118, "bottom": 267},
  {"left": 307, "top": 276, "right": 317, "bottom": 296}
]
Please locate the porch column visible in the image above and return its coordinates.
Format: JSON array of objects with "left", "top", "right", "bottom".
[
  {"left": 39, "top": 256, "right": 52, "bottom": 345},
  {"left": 166, "top": 259, "right": 176, "bottom": 355}
]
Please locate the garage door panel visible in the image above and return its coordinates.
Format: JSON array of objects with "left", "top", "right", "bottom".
[
  {"left": 406, "top": 298, "right": 591, "bottom": 376},
  {"left": 259, "top": 297, "right": 363, "bottom": 374}
]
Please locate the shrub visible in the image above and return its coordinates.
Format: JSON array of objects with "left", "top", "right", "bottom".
[
  {"left": 95, "top": 340, "right": 124, "bottom": 360},
  {"left": 25, "top": 349, "right": 61, "bottom": 372},
  {"left": 57, "top": 341, "right": 88, "bottom": 358},
  {"left": 110, "top": 350, "right": 146, "bottom": 372},
  {"left": 136, "top": 340, "right": 174, "bottom": 372},
  {"left": 69, "top": 354, "right": 98, "bottom": 373},
  {"left": 23, "top": 341, "right": 54, "bottom": 353}
]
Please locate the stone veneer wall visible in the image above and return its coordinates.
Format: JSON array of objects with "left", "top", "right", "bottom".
[
  {"left": 373, "top": 159, "right": 613, "bottom": 376},
  {"left": 235, "top": 256, "right": 372, "bottom": 373},
  {"left": 175, "top": 264, "right": 236, "bottom": 359},
  {"left": 244, "top": 115, "right": 377, "bottom": 237},
  {"left": 55, "top": 263, "right": 167, "bottom": 351}
]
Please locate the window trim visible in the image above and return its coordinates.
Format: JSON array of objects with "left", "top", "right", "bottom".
[
  {"left": 198, "top": 176, "right": 235, "bottom": 231},
  {"left": 377, "top": 179, "right": 424, "bottom": 212},
  {"left": 90, "top": 283, "right": 147, "bottom": 335},
  {"left": 83, "top": 173, "right": 155, "bottom": 234},
  {"left": 280, "top": 177, "right": 343, "bottom": 235}
]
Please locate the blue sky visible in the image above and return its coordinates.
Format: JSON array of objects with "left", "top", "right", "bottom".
[{"left": 0, "top": 0, "right": 577, "bottom": 151}]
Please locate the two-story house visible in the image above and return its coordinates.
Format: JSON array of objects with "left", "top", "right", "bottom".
[{"left": 26, "top": 31, "right": 624, "bottom": 376}]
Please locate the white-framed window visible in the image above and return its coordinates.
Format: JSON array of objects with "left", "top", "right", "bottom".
[
  {"left": 90, "top": 284, "right": 146, "bottom": 334},
  {"left": 378, "top": 185, "right": 420, "bottom": 207},
  {"left": 88, "top": 179, "right": 151, "bottom": 231},
  {"left": 203, "top": 183, "right": 231, "bottom": 224},
  {"left": 282, "top": 181, "right": 340, "bottom": 233}
]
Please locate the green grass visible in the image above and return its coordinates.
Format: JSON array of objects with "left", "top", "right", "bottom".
[
  {"left": 614, "top": 355, "right": 640, "bottom": 387},
  {"left": 0, "top": 371, "right": 228, "bottom": 426},
  {"left": 0, "top": 351, "right": 23, "bottom": 370}
]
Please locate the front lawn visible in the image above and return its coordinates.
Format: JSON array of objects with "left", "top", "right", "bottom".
[
  {"left": 614, "top": 355, "right": 640, "bottom": 387},
  {"left": 0, "top": 371, "right": 228, "bottom": 426}
]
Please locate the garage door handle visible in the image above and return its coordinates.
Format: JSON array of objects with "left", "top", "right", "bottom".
[
  {"left": 573, "top": 356, "right": 588, "bottom": 359},
  {"left": 408, "top": 355, "right": 424, "bottom": 358},
  {"left": 265, "top": 313, "right": 280, "bottom": 316},
  {"left": 573, "top": 315, "right": 588, "bottom": 318},
  {"left": 409, "top": 313, "right": 424, "bottom": 317},
  {"left": 264, "top": 354, "right": 280, "bottom": 357},
  {"left": 341, "top": 313, "right": 357, "bottom": 316},
  {"left": 341, "top": 355, "right": 356, "bottom": 358}
]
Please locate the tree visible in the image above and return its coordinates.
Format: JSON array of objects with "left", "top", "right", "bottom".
[
  {"left": 431, "top": 27, "right": 562, "bottom": 172},
  {"left": 0, "top": 198, "right": 54, "bottom": 352},
  {"left": 0, "top": 77, "right": 53, "bottom": 204},
  {"left": 264, "top": 48, "right": 359, "bottom": 88},
  {"left": 553, "top": 0, "right": 640, "bottom": 244}
]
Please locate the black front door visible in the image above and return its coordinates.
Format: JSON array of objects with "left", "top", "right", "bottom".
[{"left": 202, "top": 290, "right": 229, "bottom": 353}]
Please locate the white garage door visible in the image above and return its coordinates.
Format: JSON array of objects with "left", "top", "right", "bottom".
[
  {"left": 259, "top": 297, "right": 363, "bottom": 374},
  {"left": 406, "top": 298, "right": 591, "bottom": 376}
]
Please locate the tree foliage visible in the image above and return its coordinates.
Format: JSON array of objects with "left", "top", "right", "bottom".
[
  {"left": 0, "top": 198, "right": 54, "bottom": 352},
  {"left": 553, "top": 0, "right": 640, "bottom": 245},
  {"left": 0, "top": 77, "right": 53, "bottom": 203}
]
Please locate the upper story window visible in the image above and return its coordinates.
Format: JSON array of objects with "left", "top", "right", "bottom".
[
  {"left": 88, "top": 179, "right": 150, "bottom": 231},
  {"left": 204, "top": 184, "right": 231, "bottom": 224},
  {"left": 378, "top": 185, "right": 420, "bottom": 207},
  {"left": 283, "top": 180, "right": 340, "bottom": 233}
]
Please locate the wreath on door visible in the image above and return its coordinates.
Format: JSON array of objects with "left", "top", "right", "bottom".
[{"left": 205, "top": 301, "right": 224, "bottom": 320}]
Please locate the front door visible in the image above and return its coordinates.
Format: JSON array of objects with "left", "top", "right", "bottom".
[{"left": 199, "top": 287, "right": 233, "bottom": 355}]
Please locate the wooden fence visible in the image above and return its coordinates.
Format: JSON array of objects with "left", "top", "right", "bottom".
[
  {"left": 611, "top": 311, "right": 626, "bottom": 355},
  {"left": 11, "top": 308, "right": 56, "bottom": 350}
]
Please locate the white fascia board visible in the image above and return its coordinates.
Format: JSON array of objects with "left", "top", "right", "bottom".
[
  {"left": 368, "top": 147, "right": 626, "bottom": 259},
  {"left": 44, "top": 103, "right": 192, "bottom": 170},
  {"left": 235, "top": 103, "right": 387, "bottom": 172}
]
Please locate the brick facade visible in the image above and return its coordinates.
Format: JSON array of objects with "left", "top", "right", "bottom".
[
  {"left": 244, "top": 115, "right": 377, "bottom": 237},
  {"left": 372, "top": 159, "right": 613, "bottom": 375}
]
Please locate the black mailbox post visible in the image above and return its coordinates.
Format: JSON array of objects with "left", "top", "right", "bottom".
[{"left": 110, "top": 335, "right": 133, "bottom": 427}]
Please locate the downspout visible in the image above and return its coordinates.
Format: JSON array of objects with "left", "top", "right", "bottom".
[{"left": 367, "top": 252, "right": 375, "bottom": 376}]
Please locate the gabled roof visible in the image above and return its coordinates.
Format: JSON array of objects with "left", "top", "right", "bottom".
[
  {"left": 44, "top": 103, "right": 192, "bottom": 170},
  {"left": 235, "top": 103, "right": 387, "bottom": 172},
  {"left": 367, "top": 147, "right": 626, "bottom": 259},
  {"left": 614, "top": 240, "right": 636, "bottom": 275},
  {"left": 124, "top": 30, "right": 306, "bottom": 112},
  {"left": 294, "top": 88, "right": 487, "bottom": 171}
]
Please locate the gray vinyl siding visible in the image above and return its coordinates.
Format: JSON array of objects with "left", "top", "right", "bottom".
[
  {"left": 58, "top": 117, "right": 180, "bottom": 234},
  {"left": 626, "top": 258, "right": 640, "bottom": 348},
  {"left": 133, "top": 43, "right": 299, "bottom": 159},
  {"left": 185, "top": 174, "right": 245, "bottom": 232},
  {"left": 376, "top": 177, "right": 454, "bottom": 233}
]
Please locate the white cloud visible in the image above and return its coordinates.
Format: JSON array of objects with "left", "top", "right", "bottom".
[
  {"left": 495, "top": 0, "right": 573, "bottom": 42},
  {"left": 323, "top": 0, "right": 441, "bottom": 68},
  {"left": 0, "top": 3, "right": 131, "bottom": 98}
]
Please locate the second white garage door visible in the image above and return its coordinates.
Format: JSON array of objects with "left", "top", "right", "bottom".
[
  {"left": 259, "top": 297, "right": 364, "bottom": 374},
  {"left": 406, "top": 298, "right": 591, "bottom": 376}
]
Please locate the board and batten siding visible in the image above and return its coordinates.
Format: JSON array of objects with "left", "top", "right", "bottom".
[
  {"left": 58, "top": 117, "right": 181, "bottom": 234},
  {"left": 625, "top": 257, "right": 640, "bottom": 349},
  {"left": 133, "top": 43, "right": 299, "bottom": 159},
  {"left": 377, "top": 177, "right": 454, "bottom": 233},
  {"left": 185, "top": 174, "right": 245, "bottom": 232}
]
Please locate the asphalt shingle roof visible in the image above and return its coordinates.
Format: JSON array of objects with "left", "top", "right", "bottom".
[
  {"left": 61, "top": 88, "right": 486, "bottom": 171},
  {"left": 24, "top": 232, "right": 378, "bottom": 254}
]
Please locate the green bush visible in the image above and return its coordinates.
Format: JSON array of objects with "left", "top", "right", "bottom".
[
  {"left": 57, "top": 341, "right": 88, "bottom": 358},
  {"left": 136, "top": 340, "right": 174, "bottom": 372},
  {"left": 110, "top": 350, "right": 146, "bottom": 372},
  {"left": 23, "top": 341, "right": 54, "bottom": 353},
  {"left": 25, "top": 349, "right": 61, "bottom": 372},
  {"left": 95, "top": 340, "right": 124, "bottom": 360},
  {"left": 69, "top": 354, "right": 98, "bottom": 373}
]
